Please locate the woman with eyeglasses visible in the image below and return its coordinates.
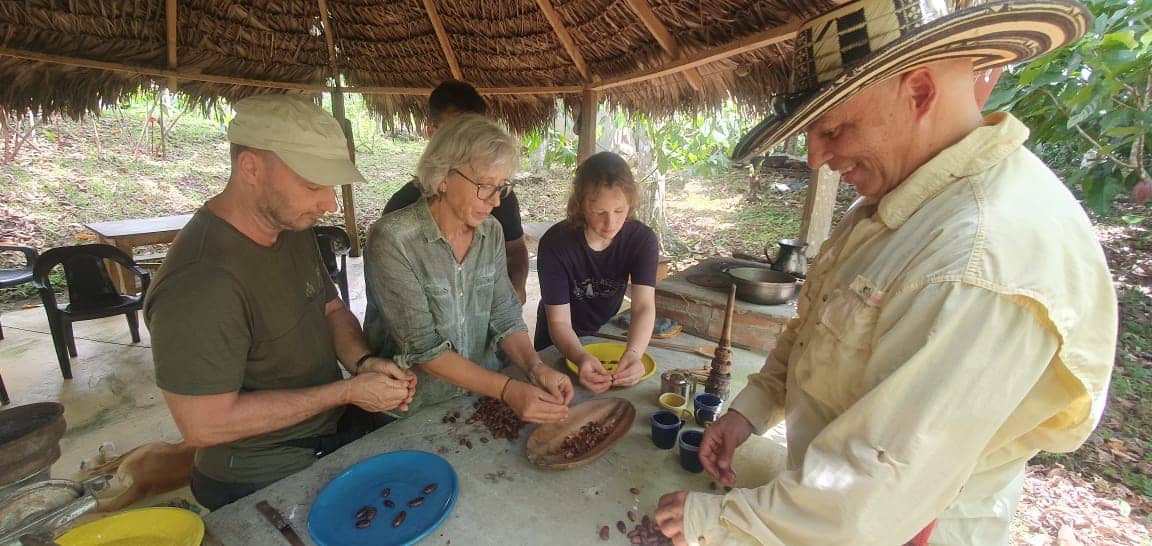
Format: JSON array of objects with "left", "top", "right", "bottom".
[
  {"left": 535, "top": 152, "right": 659, "bottom": 393},
  {"left": 363, "top": 114, "right": 573, "bottom": 421}
]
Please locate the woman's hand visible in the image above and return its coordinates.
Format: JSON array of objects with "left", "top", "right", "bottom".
[
  {"left": 610, "top": 349, "right": 645, "bottom": 387},
  {"left": 528, "top": 362, "right": 575, "bottom": 405},
  {"left": 576, "top": 353, "right": 613, "bottom": 393},
  {"left": 502, "top": 379, "right": 569, "bottom": 423}
]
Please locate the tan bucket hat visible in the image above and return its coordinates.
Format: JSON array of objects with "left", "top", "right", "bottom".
[
  {"left": 227, "top": 95, "right": 365, "bottom": 186},
  {"left": 731, "top": 0, "right": 1091, "bottom": 161}
]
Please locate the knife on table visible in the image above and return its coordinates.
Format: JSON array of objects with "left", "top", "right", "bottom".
[{"left": 256, "top": 500, "right": 306, "bottom": 546}]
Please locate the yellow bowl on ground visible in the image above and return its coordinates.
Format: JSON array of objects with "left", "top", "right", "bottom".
[
  {"left": 565, "top": 342, "right": 656, "bottom": 385},
  {"left": 56, "top": 507, "right": 203, "bottom": 546}
]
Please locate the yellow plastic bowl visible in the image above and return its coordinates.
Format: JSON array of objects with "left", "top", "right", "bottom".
[
  {"left": 565, "top": 342, "right": 656, "bottom": 385},
  {"left": 56, "top": 507, "right": 204, "bottom": 546}
]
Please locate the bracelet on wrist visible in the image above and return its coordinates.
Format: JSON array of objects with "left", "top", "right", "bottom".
[
  {"left": 353, "top": 353, "right": 373, "bottom": 373},
  {"left": 499, "top": 376, "right": 514, "bottom": 402}
]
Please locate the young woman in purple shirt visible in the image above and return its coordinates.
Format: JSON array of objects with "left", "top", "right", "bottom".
[{"left": 535, "top": 152, "right": 659, "bottom": 393}]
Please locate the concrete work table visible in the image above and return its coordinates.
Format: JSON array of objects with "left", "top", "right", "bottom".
[{"left": 204, "top": 333, "right": 786, "bottom": 545}]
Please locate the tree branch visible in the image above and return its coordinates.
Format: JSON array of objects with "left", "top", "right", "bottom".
[{"left": 1040, "top": 88, "right": 1136, "bottom": 170}]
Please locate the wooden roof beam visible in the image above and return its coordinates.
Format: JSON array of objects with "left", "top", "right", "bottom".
[
  {"left": 592, "top": 19, "right": 799, "bottom": 92},
  {"left": 315, "top": 0, "right": 341, "bottom": 82},
  {"left": 0, "top": 17, "right": 796, "bottom": 98},
  {"left": 421, "top": 0, "right": 463, "bottom": 80},
  {"left": 621, "top": 0, "right": 703, "bottom": 91},
  {"left": 534, "top": 0, "right": 591, "bottom": 83},
  {"left": 165, "top": 0, "right": 178, "bottom": 90}
]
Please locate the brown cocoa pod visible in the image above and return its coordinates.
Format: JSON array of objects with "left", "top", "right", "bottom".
[
  {"left": 598, "top": 526, "right": 610, "bottom": 540},
  {"left": 408, "top": 496, "right": 425, "bottom": 507},
  {"left": 393, "top": 511, "right": 407, "bottom": 527},
  {"left": 423, "top": 483, "right": 438, "bottom": 494},
  {"left": 355, "top": 518, "right": 371, "bottom": 528}
]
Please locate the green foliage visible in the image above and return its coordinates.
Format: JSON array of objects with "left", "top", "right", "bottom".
[
  {"left": 632, "top": 107, "right": 742, "bottom": 177},
  {"left": 985, "top": 0, "right": 1152, "bottom": 212}
]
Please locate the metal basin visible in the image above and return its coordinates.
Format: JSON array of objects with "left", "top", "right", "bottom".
[
  {"left": 0, "top": 403, "right": 66, "bottom": 489},
  {"left": 725, "top": 267, "right": 798, "bottom": 305}
]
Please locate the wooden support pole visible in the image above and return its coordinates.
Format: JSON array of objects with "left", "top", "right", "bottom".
[
  {"left": 165, "top": 0, "right": 178, "bottom": 91},
  {"left": 798, "top": 165, "right": 840, "bottom": 257},
  {"left": 577, "top": 88, "right": 599, "bottom": 165},
  {"left": 329, "top": 91, "right": 362, "bottom": 257}
]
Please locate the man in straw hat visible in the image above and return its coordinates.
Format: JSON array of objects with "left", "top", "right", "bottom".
[
  {"left": 145, "top": 95, "right": 415, "bottom": 510},
  {"left": 655, "top": 1, "right": 1117, "bottom": 544}
]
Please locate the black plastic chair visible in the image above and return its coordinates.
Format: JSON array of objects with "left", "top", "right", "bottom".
[
  {"left": 1, "top": 245, "right": 38, "bottom": 343},
  {"left": 1, "top": 245, "right": 38, "bottom": 405},
  {"left": 33, "top": 244, "right": 150, "bottom": 380},
  {"left": 313, "top": 225, "right": 351, "bottom": 306}
]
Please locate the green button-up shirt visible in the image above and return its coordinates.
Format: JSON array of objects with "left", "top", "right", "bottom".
[{"left": 363, "top": 197, "right": 527, "bottom": 414}]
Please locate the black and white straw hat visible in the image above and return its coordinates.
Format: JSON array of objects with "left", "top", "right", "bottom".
[{"left": 731, "top": 0, "right": 1091, "bottom": 161}]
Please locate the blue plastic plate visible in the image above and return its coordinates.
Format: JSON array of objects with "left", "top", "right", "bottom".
[{"left": 308, "top": 450, "right": 458, "bottom": 546}]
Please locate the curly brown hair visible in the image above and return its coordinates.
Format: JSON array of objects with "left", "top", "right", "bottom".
[{"left": 565, "top": 152, "right": 639, "bottom": 229}]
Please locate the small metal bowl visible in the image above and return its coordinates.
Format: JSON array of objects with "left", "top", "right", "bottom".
[{"left": 724, "top": 267, "right": 798, "bottom": 305}]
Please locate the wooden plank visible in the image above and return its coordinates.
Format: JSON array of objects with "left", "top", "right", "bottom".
[
  {"left": 798, "top": 165, "right": 839, "bottom": 257},
  {"left": 86, "top": 214, "right": 192, "bottom": 240},
  {"left": 577, "top": 88, "right": 598, "bottom": 164},
  {"left": 422, "top": 0, "right": 463, "bottom": 80},
  {"left": 533, "top": 0, "right": 591, "bottom": 82},
  {"left": 621, "top": 0, "right": 704, "bottom": 91},
  {"left": 330, "top": 98, "right": 362, "bottom": 258}
]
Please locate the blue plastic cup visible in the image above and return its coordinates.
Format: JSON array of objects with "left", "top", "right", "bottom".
[
  {"left": 694, "top": 393, "right": 723, "bottom": 427},
  {"left": 679, "top": 430, "right": 704, "bottom": 473},
  {"left": 650, "top": 410, "right": 683, "bottom": 450}
]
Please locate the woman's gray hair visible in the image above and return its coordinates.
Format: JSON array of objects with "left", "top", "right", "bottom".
[{"left": 416, "top": 114, "right": 520, "bottom": 197}]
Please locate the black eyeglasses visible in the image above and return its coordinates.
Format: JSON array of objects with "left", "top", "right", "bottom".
[{"left": 451, "top": 169, "right": 514, "bottom": 200}]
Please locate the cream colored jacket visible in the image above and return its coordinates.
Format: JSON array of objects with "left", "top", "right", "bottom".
[{"left": 685, "top": 113, "right": 1117, "bottom": 545}]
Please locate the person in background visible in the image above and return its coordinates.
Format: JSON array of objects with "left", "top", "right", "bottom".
[
  {"left": 654, "top": 1, "right": 1117, "bottom": 544},
  {"left": 363, "top": 114, "right": 573, "bottom": 421},
  {"left": 535, "top": 151, "right": 659, "bottom": 393},
  {"left": 146, "top": 95, "right": 415, "bottom": 510},
  {"left": 384, "top": 80, "right": 530, "bottom": 304}
]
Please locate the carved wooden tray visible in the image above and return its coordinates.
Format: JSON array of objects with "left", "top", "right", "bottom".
[{"left": 524, "top": 398, "right": 636, "bottom": 470}]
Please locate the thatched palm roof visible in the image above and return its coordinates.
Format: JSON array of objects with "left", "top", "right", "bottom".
[{"left": 0, "top": 0, "right": 834, "bottom": 132}]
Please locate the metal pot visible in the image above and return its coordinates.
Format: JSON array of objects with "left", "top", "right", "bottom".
[{"left": 724, "top": 267, "right": 798, "bottom": 305}]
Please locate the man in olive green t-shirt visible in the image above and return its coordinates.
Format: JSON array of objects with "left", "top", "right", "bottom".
[{"left": 145, "top": 95, "right": 416, "bottom": 510}]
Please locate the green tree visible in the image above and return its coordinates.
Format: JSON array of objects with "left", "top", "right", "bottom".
[{"left": 985, "top": 0, "right": 1151, "bottom": 211}]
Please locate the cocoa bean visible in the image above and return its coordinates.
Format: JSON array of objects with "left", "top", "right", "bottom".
[
  {"left": 408, "top": 496, "right": 425, "bottom": 507},
  {"left": 383, "top": 500, "right": 395, "bottom": 508},
  {"left": 381, "top": 487, "right": 391, "bottom": 497},
  {"left": 355, "top": 518, "right": 371, "bottom": 528},
  {"left": 393, "top": 511, "right": 407, "bottom": 527},
  {"left": 628, "top": 510, "right": 636, "bottom": 522},
  {"left": 630, "top": 487, "right": 640, "bottom": 495},
  {"left": 423, "top": 483, "right": 439, "bottom": 494},
  {"left": 617, "top": 520, "right": 627, "bottom": 533},
  {"left": 598, "top": 525, "right": 610, "bottom": 540}
]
